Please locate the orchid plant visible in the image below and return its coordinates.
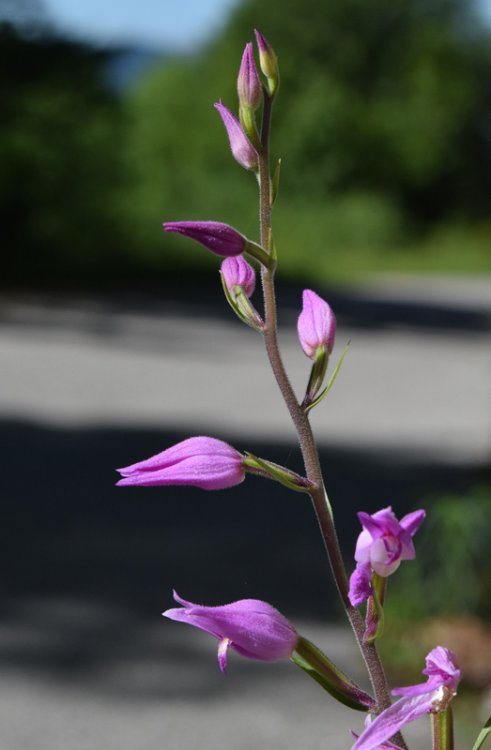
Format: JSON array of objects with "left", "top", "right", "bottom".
[{"left": 117, "top": 31, "right": 490, "bottom": 750}]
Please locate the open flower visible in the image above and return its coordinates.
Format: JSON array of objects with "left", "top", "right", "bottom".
[
  {"left": 214, "top": 101, "right": 259, "bottom": 171},
  {"left": 116, "top": 436, "right": 245, "bottom": 491},
  {"left": 164, "top": 220, "right": 247, "bottom": 257},
  {"left": 297, "top": 289, "right": 336, "bottom": 359},
  {"left": 348, "top": 507, "right": 425, "bottom": 606},
  {"left": 163, "top": 591, "right": 299, "bottom": 672},
  {"left": 352, "top": 647, "right": 461, "bottom": 750}
]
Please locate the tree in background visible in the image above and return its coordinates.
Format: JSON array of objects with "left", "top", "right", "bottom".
[
  {"left": 124, "top": 0, "right": 491, "bottom": 276},
  {"left": 0, "top": 6, "right": 127, "bottom": 284},
  {"left": 2, "top": 0, "right": 491, "bottom": 283}
]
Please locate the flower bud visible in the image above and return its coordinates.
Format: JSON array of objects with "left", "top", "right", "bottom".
[
  {"left": 237, "top": 42, "right": 262, "bottom": 111},
  {"left": 220, "top": 258, "right": 263, "bottom": 331},
  {"left": 221, "top": 256, "right": 256, "bottom": 298},
  {"left": 116, "top": 436, "right": 245, "bottom": 491},
  {"left": 214, "top": 101, "right": 259, "bottom": 171},
  {"left": 297, "top": 289, "right": 336, "bottom": 359},
  {"left": 163, "top": 220, "right": 247, "bottom": 257},
  {"left": 254, "top": 29, "right": 279, "bottom": 96},
  {"left": 163, "top": 591, "right": 299, "bottom": 673}
]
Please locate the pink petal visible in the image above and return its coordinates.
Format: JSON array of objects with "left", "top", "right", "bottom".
[{"left": 352, "top": 693, "right": 434, "bottom": 750}]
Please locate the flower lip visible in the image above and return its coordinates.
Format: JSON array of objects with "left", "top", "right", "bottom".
[{"left": 163, "top": 590, "right": 299, "bottom": 672}]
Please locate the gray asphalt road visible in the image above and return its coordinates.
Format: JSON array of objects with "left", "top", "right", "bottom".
[
  {"left": 1, "top": 277, "right": 490, "bottom": 750},
  {"left": 1, "top": 276, "right": 490, "bottom": 463}
]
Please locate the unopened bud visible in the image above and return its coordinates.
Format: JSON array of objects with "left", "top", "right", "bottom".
[
  {"left": 297, "top": 289, "right": 336, "bottom": 358},
  {"left": 214, "top": 100, "right": 258, "bottom": 171},
  {"left": 164, "top": 220, "right": 247, "bottom": 257},
  {"left": 220, "top": 257, "right": 264, "bottom": 332},
  {"left": 254, "top": 29, "right": 279, "bottom": 96},
  {"left": 237, "top": 42, "right": 262, "bottom": 110},
  {"left": 221, "top": 256, "right": 256, "bottom": 298}
]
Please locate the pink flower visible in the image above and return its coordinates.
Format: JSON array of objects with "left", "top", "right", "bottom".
[
  {"left": 237, "top": 42, "right": 262, "bottom": 110},
  {"left": 116, "top": 436, "right": 245, "bottom": 491},
  {"left": 297, "top": 289, "right": 336, "bottom": 358},
  {"left": 221, "top": 256, "right": 256, "bottom": 298},
  {"left": 352, "top": 647, "right": 461, "bottom": 750},
  {"left": 348, "top": 507, "right": 426, "bottom": 606},
  {"left": 214, "top": 101, "right": 258, "bottom": 171},
  {"left": 164, "top": 220, "right": 247, "bottom": 257},
  {"left": 163, "top": 591, "right": 299, "bottom": 673}
]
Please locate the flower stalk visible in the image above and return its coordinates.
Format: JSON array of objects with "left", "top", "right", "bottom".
[{"left": 255, "top": 59, "right": 403, "bottom": 729}]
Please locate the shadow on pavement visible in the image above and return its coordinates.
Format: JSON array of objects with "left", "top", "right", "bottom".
[
  {"left": 2, "top": 279, "right": 490, "bottom": 337},
  {"left": 3, "top": 418, "right": 487, "bottom": 690}
]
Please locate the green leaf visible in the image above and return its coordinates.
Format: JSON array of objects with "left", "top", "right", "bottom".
[
  {"left": 364, "top": 578, "right": 385, "bottom": 643},
  {"left": 243, "top": 453, "right": 313, "bottom": 493},
  {"left": 271, "top": 158, "right": 281, "bottom": 205},
  {"left": 471, "top": 715, "right": 491, "bottom": 750},
  {"left": 305, "top": 341, "right": 350, "bottom": 413},
  {"left": 291, "top": 637, "right": 375, "bottom": 711}
]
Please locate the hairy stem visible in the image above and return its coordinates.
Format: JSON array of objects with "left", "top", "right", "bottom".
[{"left": 256, "top": 92, "right": 405, "bottom": 736}]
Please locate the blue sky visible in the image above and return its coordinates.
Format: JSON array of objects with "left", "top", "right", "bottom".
[
  {"left": 42, "top": 0, "right": 491, "bottom": 51},
  {"left": 43, "top": 0, "right": 242, "bottom": 50}
]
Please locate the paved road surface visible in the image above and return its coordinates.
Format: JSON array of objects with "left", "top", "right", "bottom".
[{"left": 1, "top": 277, "right": 489, "bottom": 750}]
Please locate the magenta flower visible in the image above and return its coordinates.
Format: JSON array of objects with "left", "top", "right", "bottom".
[
  {"left": 352, "top": 647, "right": 461, "bottom": 750},
  {"left": 163, "top": 591, "right": 299, "bottom": 673},
  {"left": 348, "top": 507, "right": 425, "bottom": 606},
  {"left": 164, "top": 220, "right": 247, "bottom": 257},
  {"left": 116, "top": 436, "right": 245, "bottom": 491},
  {"left": 237, "top": 42, "right": 262, "bottom": 110},
  {"left": 297, "top": 289, "right": 336, "bottom": 358},
  {"left": 221, "top": 256, "right": 256, "bottom": 298},
  {"left": 214, "top": 101, "right": 259, "bottom": 171}
]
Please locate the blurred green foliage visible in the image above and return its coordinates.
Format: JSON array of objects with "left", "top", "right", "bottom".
[
  {"left": 1, "top": 22, "right": 129, "bottom": 282},
  {"left": 380, "top": 487, "right": 491, "bottom": 695},
  {"left": 386, "top": 486, "right": 491, "bottom": 622},
  {"left": 3, "top": 0, "right": 491, "bottom": 283}
]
